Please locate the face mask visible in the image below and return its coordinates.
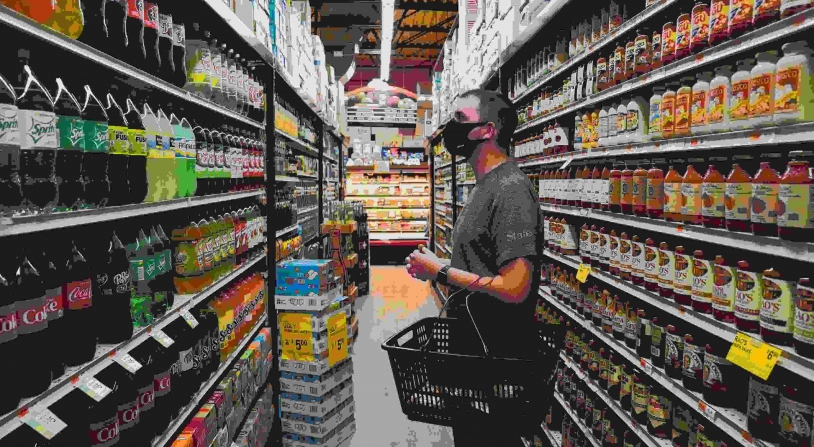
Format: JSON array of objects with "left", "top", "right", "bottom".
[{"left": 443, "top": 120, "right": 490, "bottom": 158}]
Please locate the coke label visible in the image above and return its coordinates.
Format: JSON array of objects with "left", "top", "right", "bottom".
[
  {"left": 127, "top": 0, "right": 144, "bottom": 21},
  {"left": 117, "top": 398, "right": 140, "bottom": 431},
  {"left": 16, "top": 295, "right": 48, "bottom": 334},
  {"left": 137, "top": 383, "right": 155, "bottom": 412},
  {"left": 172, "top": 24, "right": 185, "bottom": 47},
  {"left": 153, "top": 369, "right": 171, "bottom": 397},
  {"left": 88, "top": 414, "right": 120, "bottom": 447},
  {"left": 19, "top": 110, "right": 57, "bottom": 149},
  {"left": 159, "top": 14, "right": 173, "bottom": 39},
  {"left": 0, "top": 104, "right": 20, "bottom": 145},
  {"left": 0, "top": 303, "right": 18, "bottom": 344},
  {"left": 44, "top": 287, "right": 64, "bottom": 322},
  {"left": 144, "top": 2, "right": 158, "bottom": 29},
  {"left": 65, "top": 278, "right": 93, "bottom": 310}
]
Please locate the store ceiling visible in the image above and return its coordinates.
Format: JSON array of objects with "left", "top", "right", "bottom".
[{"left": 312, "top": 0, "right": 457, "bottom": 81}]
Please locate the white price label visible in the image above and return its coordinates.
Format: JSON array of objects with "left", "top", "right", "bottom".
[
  {"left": 698, "top": 400, "right": 717, "bottom": 420},
  {"left": 77, "top": 376, "right": 113, "bottom": 402},
  {"left": 24, "top": 409, "right": 68, "bottom": 439},
  {"left": 151, "top": 329, "right": 175, "bottom": 348},
  {"left": 180, "top": 309, "right": 199, "bottom": 328},
  {"left": 114, "top": 353, "right": 143, "bottom": 373}
]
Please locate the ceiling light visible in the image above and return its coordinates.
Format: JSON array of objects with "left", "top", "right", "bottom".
[{"left": 380, "top": 0, "right": 395, "bottom": 81}]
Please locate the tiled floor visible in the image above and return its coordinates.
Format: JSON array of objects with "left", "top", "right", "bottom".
[{"left": 349, "top": 265, "right": 454, "bottom": 447}]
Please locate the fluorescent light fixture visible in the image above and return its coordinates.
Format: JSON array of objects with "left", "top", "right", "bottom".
[{"left": 380, "top": 0, "right": 395, "bottom": 81}]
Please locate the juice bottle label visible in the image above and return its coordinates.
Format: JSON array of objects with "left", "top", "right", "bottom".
[
  {"left": 751, "top": 183, "right": 779, "bottom": 224},
  {"left": 750, "top": 73, "right": 774, "bottom": 118},
  {"left": 676, "top": 17, "right": 691, "bottom": 53},
  {"left": 648, "top": 395, "right": 672, "bottom": 428},
  {"left": 665, "top": 332, "right": 684, "bottom": 365},
  {"left": 674, "top": 253, "right": 691, "bottom": 293},
  {"left": 0, "top": 104, "right": 19, "bottom": 145},
  {"left": 597, "top": 61, "right": 609, "bottom": 85},
  {"left": 731, "top": 80, "right": 751, "bottom": 121},
  {"left": 19, "top": 110, "right": 57, "bottom": 149},
  {"left": 794, "top": 284, "right": 814, "bottom": 346},
  {"left": 627, "top": 109, "right": 640, "bottom": 132},
  {"left": 658, "top": 248, "right": 674, "bottom": 289},
  {"left": 645, "top": 246, "right": 659, "bottom": 281},
  {"left": 736, "top": 270, "right": 762, "bottom": 321},
  {"left": 127, "top": 129, "right": 147, "bottom": 156},
  {"left": 175, "top": 240, "right": 202, "bottom": 276},
  {"left": 710, "top": 0, "right": 730, "bottom": 36},
  {"left": 108, "top": 125, "right": 130, "bottom": 155},
  {"left": 775, "top": 66, "right": 802, "bottom": 114},
  {"left": 778, "top": 184, "right": 814, "bottom": 228},
  {"left": 652, "top": 33, "right": 663, "bottom": 62},
  {"left": 171, "top": 136, "right": 184, "bottom": 158},
  {"left": 625, "top": 45, "right": 636, "bottom": 72},
  {"left": 778, "top": 396, "right": 814, "bottom": 445},
  {"left": 632, "top": 383, "right": 648, "bottom": 415},
  {"left": 599, "top": 179, "right": 610, "bottom": 205},
  {"left": 617, "top": 112, "right": 627, "bottom": 134},
  {"left": 633, "top": 175, "right": 646, "bottom": 206},
  {"left": 661, "top": 98, "right": 675, "bottom": 133},
  {"left": 635, "top": 37, "right": 650, "bottom": 68},
  {"left": 647, "top": 176, "right": 664, "bottom": 211},
  {"left": 621, "top": 177, "right": 633, "bottom": 205},
  {"left": 730, "top": 0, "right": 755, "bottom": 29},
  {"left": 761, "top": 277, "right": 794, "bottom": 333},
  {"left": 619, "top": 239, "right": 632, "bottom": 273},
  {"left": 609, "top": 236, "right": 620, "bottom": 266},
  {"left": 599, "top": 115, "right": 609, "bottom": 139},
  {"left": 692, "top": 258, "right": 713, "bottom": 303},
  {"left": 56, "top": 115, "right": 85, "bottom": 151},
  {"left": 186, "top": 40, "right": 212, "bottom": 85},
  {"left": 649, "top": 101, "right": 661, "bottom": 133},
  {"left": 726, "top": 182, "right": 752, "bottom": 220},
  {"left": 681, "top": 182, "right": 702, "bottom": 216},
  {"left": 692, "top": 91, "right": 708, "bottom": 127},
  {"left": 662, "top": 25, "right": 676, "bottom": 57},
  {"left": 632, "top": 241, "right": 645, "bottom": 274},
  {"left": 691, "top": 7, "right": 710, "bottom": 46},
  {"left": 702, "top": 181, "right": 725, "bottom": 217},
  {"left": 83, "top": 121, "right": 109, "bottom": 153},
  {"left": 614, "top": 50, "right": 625, "bottom": 78},
  {"left": 713, "top": 264, "right": 737, "bottom": 312},
  {"left": 675, "top": 93, "right": 691, "bottom": 132},
  {"left": 145, "top": 130, "right": 161, "bottom": 158},
  {"left": 683, "top": 343, "right": 704, "bottom": 379},
  {"left": 708, "top": 85, "right": 727, "bottom": 124},
  {"left": 754, "top": 0, "right": 781, "bottom": 18},
  {"left": 664, "top": 181, "right": 682, "bottom": 213}
]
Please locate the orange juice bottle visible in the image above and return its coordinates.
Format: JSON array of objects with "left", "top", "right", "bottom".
[
  {"left": 702, "top": 164, "right": 727, "bottom": 228},
  {"left": 725, "top": 160, "right": 753, "bottom": 232},
  {"left": 661, "top": 83, "right": 677, "bottom": 139},
  {"left": 600, "top": 164, "right": 612, "bottom": 211},
  {"left": 633, "top": 163, "right": 648, "bottom": 216},
  {"left": 609, "top": 163, "right": 623, "bottom": 212},
  {"left": 591, "top": 165, "right": 602, "bottom": 209},
  {"left": 46, "top": 0, "right": 84, "bottom": 39},
  {"left": 621, "top": 164, "right": 634, "bottom": 214},
  {"left": 778, "top": 151, "right": 814, "bottom": 242},
  {"left": 647, "top": 163, "right": 665, "bottom": 219},
  {"left": 751, "top": 159, "right": 781, "bottom": 236},
  {"left": 0, "top": 0, "right": 55, "bottom": 24},
  {"left": 681, "top": 164, "right": 704, "bottom": 225},
  {"left": 664, "top": 165, "right": 684, "bottom": 222}
]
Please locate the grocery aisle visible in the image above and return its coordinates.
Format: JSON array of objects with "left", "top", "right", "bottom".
[{"left": 349, "top": 266, "right": 454, "bottom": 447}]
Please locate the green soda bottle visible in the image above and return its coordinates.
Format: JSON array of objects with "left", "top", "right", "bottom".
[
  {"left": 180, "top": 115, "right": 196, "bottom": 197},
  {"left": 141, "top": 103, "right": 162, "bottom": 202},
  {"left": 156, "top": 108, "right": 176, "bottom": 200}
]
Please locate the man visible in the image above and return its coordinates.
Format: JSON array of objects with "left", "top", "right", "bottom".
[{"left": 405, "top": 89, "right": 545, "bottom": 446}]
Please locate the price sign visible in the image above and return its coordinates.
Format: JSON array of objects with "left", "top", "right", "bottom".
[
  {"left": 280, "top": 313, "right": 315, "bottom": 361},
  {"left": 180, "top": 309, "right": 199, "bottom": 328},
  {"left": 698, "top": 400, "right": 717, "bottom": 420},
  {"left": 151, "top": 329, "right": 175, "bottom": 348},
  {"left": 24, "top": 409, "right": 67, "bottom": 440},
  {"left": 114, "top": 353, "right": 143, "bottom": 373},
  {"left": 576, "top": 264, "right": 591, "bottom": 283},
  {"left": 77, "top": 376, "right": 113, "bottom": 402},
  {"left": 328, "top": 312, "right": 348, "bottom": 366},
  {"left": 726, "top": 332, "right": 783, "bottom": 380}
]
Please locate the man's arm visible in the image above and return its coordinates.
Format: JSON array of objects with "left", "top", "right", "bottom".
[{"left": 443, "top": 257, "right": 533, "bottom": 304}]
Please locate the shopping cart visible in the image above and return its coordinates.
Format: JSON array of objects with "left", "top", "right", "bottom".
[{"left": 382, "top": 281, "right": 550, "bottom": 432}]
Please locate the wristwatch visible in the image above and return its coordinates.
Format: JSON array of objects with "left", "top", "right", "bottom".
[{"left": 436, "top": 265, "right": 451, "bottom": 286}]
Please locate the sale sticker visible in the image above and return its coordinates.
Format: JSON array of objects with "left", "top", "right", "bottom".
[
  {"left": 726, "top": 332, "right": 783, "bottom": 380},
  {"left": 328, "top": 312, "right": 348, "bottom": 366},
  {"left": 280, "top": 313, "right": 315, "bottom": 361},
  {"left": 576, "top": 264, "right": 592, "bottom": 283},
  {"left": 24, "top": 409, "right": 67, "bottom": 439}
]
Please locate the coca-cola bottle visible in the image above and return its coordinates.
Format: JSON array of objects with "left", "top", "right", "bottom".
[
  {"left": 36, "top": 248, "right": 67, "bottom": 380},
  {"left": 0, "top": 72, "right": 23, "bottom": 217},
  {"left": 163, "top": 318, "right": 196, "bottom": 418},
  {"left": 53, "top": 77, "right": 86, "bottom": 211},
  {"left": 143, "top": 2, "right": 161, "bottom": 75},
  {"left": 106, "top": 92, "right": 131, "bottom": 206},
  {"left": 0, "top": 264, "right": 21, "bottom": 415},
  {"left": 97, "top": 233, "right": 135, "bottom": 344},
  {"left": 15, "top": 256, "right": 52, "bottom": 398},
  {"left": 62, "top": 242, "right": 97, "bottom": 367},
  {"left": 78, "top": 0, "right": 106, "bottom": 49},
  {"left": 81, "top": 85, "right": 110, "bottom": 208},
  {"left": 48, "top": 379, "right": 120, "bottom": 447},
  {"left": 125, "top": 0, "right": 146, "bottom": 68},
  {"left": 104, "top": 0, "right": 128, "bottom": 58},
  {"left": 129, "top": 328, "right": 175, "bottom": 440},
  {"left": 125, "top": 349, "right": 158, "bottom": 444},
  {"left": 95, "top": 361, "right": 141, "bottom": 443}
]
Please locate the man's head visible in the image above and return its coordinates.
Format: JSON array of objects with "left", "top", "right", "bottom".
[{"left": 443, "top": 89, "right": 518, "bottom": 159}]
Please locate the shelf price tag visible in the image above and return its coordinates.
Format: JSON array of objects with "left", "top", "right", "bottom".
[
  {"left": 114, "top": 353, "right": 143, "bottom": 373},
  {"left": 576, "top": 264, "right": 591, "bottom": 283},
  {"left": 151, "top": 329, "right": 175, "bottom": 348},
  {"left": 725, "top": 332, "right": 783, "bottom": 380},
  {"left": 280, "top": 313, "right": 315, "bottom": 362},
  {"left": 328, "top": 312, "right": 349, "bottom": 366},
  {"left": 76, "top": 376, "right": 113, "bottom": 402},
  {"left": 698, "top": 400, "right": 717, "bottom": 420},
  {"left": 180, "top": 309, "right": 199, "bottom": 328},
  {"left": 24, "top": 409, "right": 67, "bottom": 440}
]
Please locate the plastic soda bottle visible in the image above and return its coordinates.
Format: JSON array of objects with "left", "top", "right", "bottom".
[
  {"left": 53, "top": 78, "right": 85, "bottom": 212},
  {"left": 169, "top": 111, "right": 185, "bottom": 198},
  {"left": 0, "top": 73, "right": 22, "bottom": 216},
  {"left": 46, "top": 0, "right": 84, "bottom": 38},
  {"left": 81, "top": 85, "right": 110, "bottom": 208},
  {"left": 156, "top": 107, "right": 176, "bottom": 200},
  {"left": 124, "top": 97, "right": 148, "bottom": 204},
  {"left": 106, "top": 93, "right": 131, "bottom": 206},
  {"left": 141, "top": 102, "right": 161, "bottom": 202},
  {"left": 181, "top": 115, "right": 196, "bottom": 197},
  {"left": 125, "top": 0, "right": 146, "bottom": 68},
  {"left": 184, "top": 22, "right": 213, "bottom": 99}
]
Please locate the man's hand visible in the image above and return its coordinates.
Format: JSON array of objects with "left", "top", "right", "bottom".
[{"left": 405, "top": 245, "right": 444, "bottom": 281}]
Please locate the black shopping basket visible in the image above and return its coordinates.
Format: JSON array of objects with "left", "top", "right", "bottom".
[{"left": 382, "top": 282, "right": 547, "bottom": 430}]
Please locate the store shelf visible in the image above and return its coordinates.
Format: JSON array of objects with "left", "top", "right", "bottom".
[
  {"left": 518, "top": 122, "right": 814, "bottom": 168},
  {"left": 369, "top": 232, "right": 428, "bottom": 240},
  {"left": 0, "top": 6, "right": 263, "bottom": 130},
  {"left": 542, "top": 286, "right": 767, "bottom": 447},
  {"left": 152, "top": 314, "right": 269, "bottom": 447},
  {"left": 298, "top": 205, "right": 319, "bottom": 215},
  {"left": 364, "top": 206, "right": 430, "bottom": 210},
  {"left": 0, "top": 190, "right": 264, "bottom": 238},
  {"left": 457, "top": 181, "right": 476, "bottom": 186},
  {"left": 554, "top": 393, "right": 602, "bottom": 447},
  {"left": 436, "top": 243, "right": 450, "bottom": 255},
  {"left": 511, "top": 0, "right": 677, "bottom": 104},
  {"left": 368, "top": 218, "right": 428, "bottom": 222},
  {"left": 541, "top": 423, "right": 563, "bottom": 447},
  {"left": 540, "top": 204, "right": 814, "bottom": 263},
  {"left": 275, "top": 129, "right": 321, "bottom": 156},
  {"left": 435, "top": 160, "right": 452, "bottom": 170},
  {"left": 559, "top": 352, "right": 673, "bottom": 447},
  {"left": 276, "top": 224, "right": 299, "bottom": 238},
  {"left": 499, "top": 0, "right": 572, "bottom": 83},
  {"left": 515, "top": 8, "right": 814, "bottom": 134},
  {"left": 346, "top": 163, "right": 429, "bottom": 171},
  {"left": 276, "top": 175, "right": 317, "bottom": 182},
  {"left": 0, "top": 254, "right": 267, "bottom": 437},
  {"left": 543, "top": 249, "right": 814, "bottom": 382},
  {"left": 345, "top": 195, "right": 430, "bottom": 198}
]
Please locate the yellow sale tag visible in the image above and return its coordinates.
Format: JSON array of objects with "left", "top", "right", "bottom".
[
  {"left": 280, "top": 314, "right": 315, "bottom": 362},
  {"left": 328, "top": 312, "right": 348, "bottom": 366},
  {"left": 725, "top": 332, "right": 783, "bottom": 380},
  {"left": 576, "top": 264, "right": 591, "bottom": 283}
]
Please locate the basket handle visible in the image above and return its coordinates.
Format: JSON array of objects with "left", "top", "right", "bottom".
[{"left": 424, "top": 281, "right": 490, "bottom": 357}]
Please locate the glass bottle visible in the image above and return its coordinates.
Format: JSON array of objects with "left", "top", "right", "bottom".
[
  {"left": 691, "top": 250, "right": 714, "bottom": 314},
  {"left": 760, "top": 267, "right": 795, "bottom": 347},
  {"left": 675, "top": 77, "right": 694, "bottom": 137},
  {"left": 778, "top": 151, "right": 814, "bottom": 241},
  {"left": 644, "top": 238, "right": 659, "bottom": 292},
  {"left": 682, "top": 164, "right": 704, "bottom": 225},
  {"left": 621, "top": 164, "right": 634, "bottom": 214},
  {"left": 702, "top": 164, "right": 726, "bottom": 228},
  {"left": 661, "top": 83, "right": 677, "bottom": 139},
  {"left": 726, "top": 161, "right": 753, "bottom": 232},
  {"left": 609, "top": 163, "right": 622, "bottom": 212},
  {"left": 735, "top": 260, "right": 763, "bottom": 334},
  {"left": 647, "top": 163, "right": 665, "bottom": 219},
  {"left": 633, "top": 163, "right": 648, "bottom": 216},
  {"left": 712, "top": 255, "right": 737, "bottom": 323},
  {"left": 691, "top": 2, "right": 710, "bottom": 54},
  {"left": 794, "top": 278, "right": 814, "bottom": 359},
  {"left": 751, "top": 159, "right": 781, "bottom": 236},
  {"left": 619, "top": 232, "right": 632, "bottom": 282},
  {"left": 675, "top": 12, "right": 692, "bottom": 60}
]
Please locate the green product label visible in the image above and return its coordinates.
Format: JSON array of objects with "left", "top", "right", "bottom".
[
  {"left": 156, "top": 249, "right": 171, "bottom": 275},
  {"left": 143, "top": 253, "right": 157, "bottom": 282},
  {"left": 84, "top": 120, "right": 109, "bottom": 153},
  {"left": 128, "top": 128, "right": 148, "bottom": 156},
  {"left": 171, "top": 137, "right": 184, "bottom": 158},
  {"left": 130, "top": 294, "right": 154, "bottom": 328},
  {"left": 57, "top": 115, "right": 85, "bottom": 150},
  {"left": 108, "top": 125, "right": 130, "bottom": 155},
  {"left": 175, "top": 241, "right": 201, "bottom": 277},
  {"left": 219, "top": 232, "right": 229, "bottom": 261},
  {"left": 632, "top": 383, "right": 649, "bottom": 414}
]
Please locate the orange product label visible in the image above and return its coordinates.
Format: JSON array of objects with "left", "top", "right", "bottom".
[
  {"left": 778, "top": 184, "right": 814, "bottom": 229},
  {"left": 676, "top": 17, "right": 691, "bottom": 52},
  {"left": 692, "top": 91, "right": 708, "bottom": 127},
  {"left": 661, "top": 98, "right": 676, "bottom": 132},
  {"left": 662, "top": 26, "right": 676, "bottom": 56},
  {"left": 750, "top": 74, "right": 775, "bottom": 118},
  {"left": 635, "top": 37, "right": 650, "bottom": 67},
  {"left": 710, "top": 0, "right": 729, "bottom": 35},
  {"left": 614, "top": 49, "right": 626, "bottom": 77},
  {"left": 751, "top": 183, "right": 780, "bottom": 224},
  {"left": 664, "top": 182, "right": 683, "bottom": 214},
  {"left": 621, "top": 177, "right": 634, "bottom": 205},
  {"left": 597, "top": 61, "right": 609, "bottom": 84},
  {"left": 775, "top": 66, "right": 802, "bottom": 114},
  {"left": 633, "top": 176, "right": 647, "bottom": 207},
  {"left": 754, "top": 0, "right": 780, "bottom": 17},
  {"left": 730, "top": 80, "right": 751, "bottom": 121},
  {"left": 647, "top": 177, "right": 665, "bottom": 210},
  {"left": 708, "top": 85, "right": 727, "bottom": 124},
  {"left": 691, "top": 8, "right": 710, "bottom": 46},
  {"left": 702, "top": 182, "right": 726, "bottom": 217},
  {"left": 675, "top": 93, "right": 691, "bottom": 131},
  {"left": 682, "top": 182, "right": 703, "bottom": 216},
  {"left": 730, "top": 0, "right": 755, "bottom": 27}
]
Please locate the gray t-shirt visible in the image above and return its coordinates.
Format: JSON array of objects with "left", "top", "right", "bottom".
[{"left": 448, "top": 160, "right": 544, "bottom": 358}]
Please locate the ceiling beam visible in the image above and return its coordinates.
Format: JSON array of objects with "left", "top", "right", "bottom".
[
  {"left": 398, "top": 24, "right": 452, "bottom": 32},
  {"left": 356, "top": 42, "right": 445, "bottom": 50},
  {"left": 397, "top": 0, "right": 457, "bottom": 11},
  {"left": 312, "top": 16, "right": 379, "bottom": 28}
]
